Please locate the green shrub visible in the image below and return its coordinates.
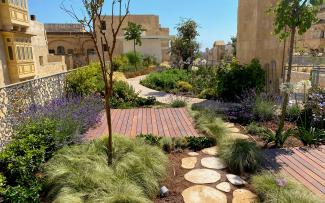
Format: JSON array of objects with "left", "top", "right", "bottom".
[
  {"left": 219, "top": 139, "right": 262, "bottom": 174},
  {"left": 159, "top": 137, "right": 173, "bottom": 153},
  {"left": 113, "top": 55, "right": 129, "bottom": 71},
  {"left": 111, "top": 81, "right": 155, "bottom": 108},
  {"left": 297, "top": 127, "right": 324, "bottom": 145},
  {"left": 217, "top": 59, "right": 265, "bottom": 101},
  {"left": 137, "top": 134, "right": 161, "bottom": 146},
  {"left": 185, "top": 136, "right": 214, "bottom": 151},
  {"left": 286, "top": 104, "right": 301, "bottom": 122},
  {"left": 253, "top": 97, "right": 275, "bottom": 121},
  {"left": 246, "top": 122, "right": 269, "bottom": 135},
  {"left": 126, "top": 51, "right": 143, "bottom": 67},
  {"left": 140, "top": 69, "right": 190, "bottom": 92},
  {"left": 198, "top": 88, "right": 218, "bottom": 99},
  {"left": 65, "top": 63, "right": 104, "bottom": 96},
  {"left": 176, "top": 81, "right": 193, "bottom": 92},
  {"left": 142, "top": 55, "right": 158, "bottom": 67},
  {"left": 45, "top": 136, "right": 168, "bottom": 202},
  {"left": 0, "top": 117, "right": 77, "bottom": 202},
  {"left": 252, "top": 172, "right": 322, "bottom": 203},
  {"left": 170, "top": 99, "right": 187, "bottom": 108}
]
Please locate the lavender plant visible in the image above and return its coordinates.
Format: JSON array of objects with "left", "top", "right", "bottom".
[{"left": 21, "top": 94, "right": 104, "bottom": 134}]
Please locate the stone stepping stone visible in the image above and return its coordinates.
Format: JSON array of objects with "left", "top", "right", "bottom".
[
  {"left": 230, "top": 133, "right": 250, "bottom": 140},
  {"left": 224, "top": 122, "right": 235, "bottom": 128},
  {"left": 228, "top": 127, "right": 240, "bottom": 133},
  {"left": 232, "top": 189, "right": 258, "bottom": 203},
  {"left": 216, "top": 182, "right": 231, "bottom": 193},
  {"left": 182, "top": 157, "right": 197, "bottom": 169},
  {"left": 201, "top": 157, "right": 227, "bottom": 170},
  {"left": 182, "top": 185, "right": 227, "bottom": 203},
  {"left": 188, "top": 152, "right": 199, "bottom": 156},
  {"left": 184, "top": 169, "right": 221, "bottom": 184},
  {"left": 226, "top": 174, "right": 246, "bottom": 186},
  {"left": 201, "top": 146, "right": 218, "bottom": 155}
]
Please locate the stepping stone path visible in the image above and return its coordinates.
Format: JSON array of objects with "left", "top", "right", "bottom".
[
  {"left": 188, "top": 152, "right": 199, "bottom": 156},
  {"left": 184, "top": 169, "right": 221, "bottom": 184},
  {"left": 182, "top": 157, "right": 197, "bottom": 169},
  {"left": 232, "top": 189, "right": 259, "bottom": 203},
  {"left": 216, "top": 182, "right": 231, "bottom": 193},
  {"left": 182, "top": 185, "right": 227, "bottom": 203},
  {"left": 230, "top": 133, "right": 250, "bottom": 140},
  {"left": 228, "top": 127, "right": 240, "bottom": 133},
  {"left": 201, "top": 157, "right": 227, "bottom": 170},
  {"left": 181, "top": 124, "right": 258, "bottom": 203},
  {"left": 226, "top": 174, "right": 246, "bottom": 186},
  {"left": 224, "top": 122, "right": 235, "bottom": 128},
  {"left": 201, "top": 146, "right": 218, "bottom": 155}
]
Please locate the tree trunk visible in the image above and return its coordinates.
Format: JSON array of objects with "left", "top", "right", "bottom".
[
  {"left": 276, "top": 26, "right": 296, "bottom": 147},
  {"left": 134, "top": 39, "right": 137, "bottom": 71},
  {"left": 103, "top": 79, "right": 113, "bottom": 164}
]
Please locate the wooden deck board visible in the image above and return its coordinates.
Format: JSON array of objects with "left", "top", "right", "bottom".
[
  {"left": 84, "top": 108, "right": 199, "bottom": 139},
  {"left": 264, "top": 147, "right": 325, "bottom": 199}
]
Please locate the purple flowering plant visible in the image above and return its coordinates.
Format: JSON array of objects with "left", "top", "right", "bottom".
[{"left": 21, "top": 94, "right": 104, "bottom": 134}]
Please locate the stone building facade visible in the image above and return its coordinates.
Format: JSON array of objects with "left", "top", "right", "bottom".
[
  {"left": 0, "top": 0, "right": 66, "bottom": 87},
  {"left": 45, "top": 15, "right": 171, "bottom": 68},
  {"left": 205, "top": 41, "right": 226, "bottom": 65},
  {"left": 237, "top": 0, "right": 288, "bottom": 93}
]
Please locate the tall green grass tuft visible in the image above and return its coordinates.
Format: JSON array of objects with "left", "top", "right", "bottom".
[
  {"left": 219, "top": 138, "right": 262, "bottom": 174},
  {"left": 252, "top": 172, "right": 322, "bottom": 203},
  {"left": 45, "top": 136, "right": 168, "bottom": 203}
]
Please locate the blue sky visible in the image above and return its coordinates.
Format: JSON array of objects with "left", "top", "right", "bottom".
[{"left": 28, "top": 0, "right": 238, "bottom": 50}]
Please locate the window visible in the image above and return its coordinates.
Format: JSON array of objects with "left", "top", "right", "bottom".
[
  {"left": 17, "top": 47, "right": 21, "bottom": 60},
  {"left": 49, "top": 49, "right": 55, "bottom": 54},
  {"left": 8, "top": 46, "right": 13, "bottom": 60},
  {"left": 321, "top": 31, "right": 325, "bottom": 39},
  {"left": 57, "top": 46, "right": 65, "bottom": 55},
  {"left": 103, "top": 44, "right": 108, "bottom": 52},
  {"left": 68, "top": 49, "right": 74, "bottom": 54},
  {"left": 39, "top": 56, "right": 44, "bottom": 66},
  {"left": 29, "top": 47, "right": 33, "bottom": 59},
  {"left": 101, "top": 21, "right": 106, "bottom": 30}
]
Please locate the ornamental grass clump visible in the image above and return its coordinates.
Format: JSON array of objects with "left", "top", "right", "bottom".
[
  {"left": 252, "top": 172, "right": 322, "bottom": 203},
  {"left": 45, "top": 136, "right": 168, "bottom": 202},
  {"left": 219, "top": 138, "right": 262, "bottom": 174}
]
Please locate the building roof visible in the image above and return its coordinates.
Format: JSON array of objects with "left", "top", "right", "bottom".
[
  {"left": 45, "top": 23, "right": 85, "bottom": 33},
  {"left": 213, "top": 40, "right": 225, "bottom": 46}
]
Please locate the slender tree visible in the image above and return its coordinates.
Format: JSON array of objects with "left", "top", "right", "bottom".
[
  {"left": 270, "top": 0, "right": 323, "bottom": 146},
  {"left": 123, "top": 22, "right": 146, "bottom": 59},
  {"left": 171, "top": 19, "right": 200, "bottom": 70},
  {"left": 62, "top": 0, "right": 131, "bottom": 164}
]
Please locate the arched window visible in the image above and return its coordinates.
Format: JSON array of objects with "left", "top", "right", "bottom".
[{"left": 57, "top": 46, "right": 65, "bottom": 55}]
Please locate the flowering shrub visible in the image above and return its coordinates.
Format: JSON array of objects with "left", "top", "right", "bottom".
[{"left": 22, "top": 94, "right": 104, "bottom": 134}]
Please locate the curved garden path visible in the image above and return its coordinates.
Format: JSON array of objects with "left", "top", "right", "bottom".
[{"left": 127, "top": 75, "right": 237, "bottom": 111}]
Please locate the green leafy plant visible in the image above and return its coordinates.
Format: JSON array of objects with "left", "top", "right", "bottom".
[
  {"left": 137, "top": 134, "right": 161, "bottom": 146},
  {"left": 246, "top": 122, "right": 269, "bottom": 135},
  {"left": 113, "top": 54, "right": 129, "bottom": 71},
  {"left": 142, "top": 55, "right": 158, "bottom": 67},
  {"left": 185, "top": 136, "right": 214, "bottom": 151},
  {"left": 297, "top": 127, "right": 324, "bottom": 145},
  {"left": 45, "top": 136, "right": 168, "bottom": 202},
  {"left": 286, "top": 104, "right": 301, "bottom": 122},
  {"left": 65, "top": 63, "right": 104, "bottom": 96},
  {"left": 0, "top": 117, "right": 78, "bottom": 202},
  {"left": 253, "top": 97, "right": 276, "bottom": 121},
  {"left": 125, "top": 51, "right": 143, "bottom": 69},
  {"left": 176, "top": 81, "right": 193, "bottom": 92},
  {"left": 252, "top": 172, "right": 322, "bottom": 203},
  {"left": 219, "top": 139, "right": 262, "bottom": 174},
  {"left": 170, "top": 99, "right": 187, "bottom": 108},
  {"left": 159, "top": 137, "right": 173, "bottom": 153}
]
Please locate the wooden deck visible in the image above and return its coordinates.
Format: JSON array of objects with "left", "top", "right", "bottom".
[
  {"left": 264, "top": 146, "right": 325, "bottom": 199},
  {"left": 84, "top": 108, "right": 199, "bottom": 140}
]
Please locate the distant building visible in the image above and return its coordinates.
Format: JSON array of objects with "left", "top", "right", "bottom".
[
  {"left": 45, "top": 24, "right": 96, "bottom": 69},
  {"left": 0, "top": 0, "right": 66, "bottom": 87},
  {"left": 205, "top": 40, "right": 226, "bottom": 65},
  {"left": 45, "top": 15, "right": 172, "bottom": 68}
]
